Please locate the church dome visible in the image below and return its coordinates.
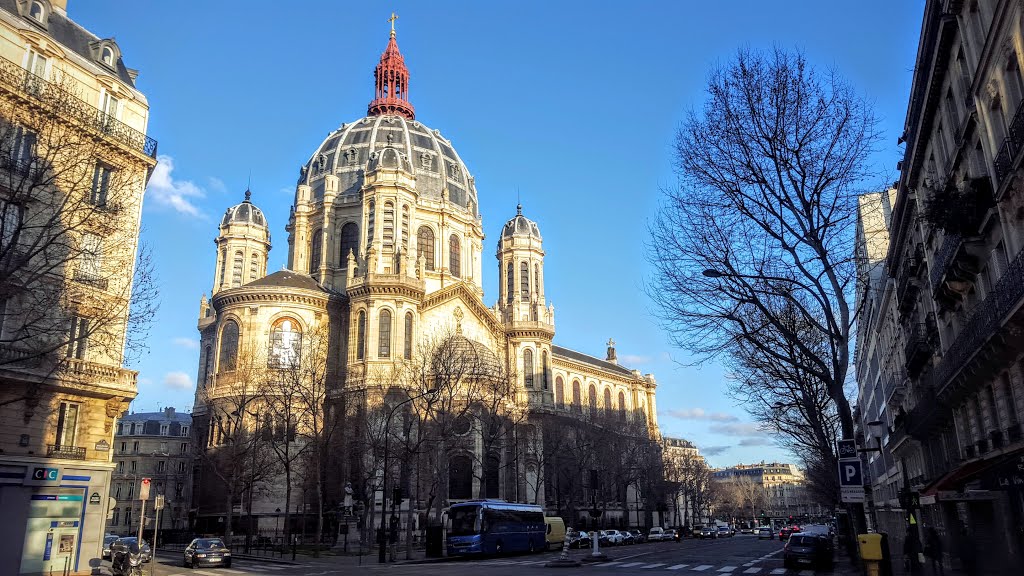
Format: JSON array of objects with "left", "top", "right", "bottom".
[
  {"left": 501, "top": 204, "right": 542, "bottom": 240},
  {"left": 221, "top": 190, "right": 267, "bottom": 228},
  {"left": 298, "top": 115, "right": 478, "bottom": 217}
]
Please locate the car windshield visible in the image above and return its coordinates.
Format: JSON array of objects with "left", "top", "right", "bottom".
[
  {"left": 789, "top": 536, "right": 817, "bottom": 545},
  {"left": 197, "top": 539, "right": 225, "bottom": 549},
  {"left": 449, "top": 505, "right": 481, "bottom": 537}
]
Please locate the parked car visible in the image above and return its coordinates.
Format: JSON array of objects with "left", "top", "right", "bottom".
[
  {"left": 111, "top": 538, "right": 151, "bottom": 563},
  {"left": 717, "top": 526, "right": 734, "bottom": 538},
  {"left": 545, "top": 517, "right": 566, "bottom": 551},
  {"left": 630, "top": 529, "right": 646, "bottom": 544},
  {"left": 647, "top": 527, "right": 669, "bottom": 541},
  {"left": 672, "top": 528, "right": 683, "bottom": 542},
  {"left": 602, "top": 530, "right": 626, "bottom": 546},
  {"left": 567, "top": 529, "right": 592, "bottom": 549},
  {"left": 740, "top": 526, "right": 754, "bottom": 534},
  {"left": 757, "top": 527, "right": 775, "bottom": 540},
  {"left": 697, "top": 525, "right": 718, "bottom": 539},
  {"left": 784, "top": 534, "right": 834, "bottom": 570},
  {"left": 183, "top": 538, "right": 232, "bottom": 569},
  {"left": 621, "top": 531, "right": 636, "bottom": 545},
  {"left": 779, "top": 525, "right": 800, "bottom": 541},
  {"left": 102, "top": 535, "right": 120, "bottom": 560}
]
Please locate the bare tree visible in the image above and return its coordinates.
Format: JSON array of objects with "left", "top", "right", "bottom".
[
  {"left": 732, "top": 476, "right": 767, "bottom": 523},
  {"left": 0, "top": 78, "right": 158, "bottom": 402}
]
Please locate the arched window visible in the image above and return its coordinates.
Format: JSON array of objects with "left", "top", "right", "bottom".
[
  {"left": 555, "top": 376, "right": 564, "bottom": 405},
  {"left": 269, "top": 318, "right": 302, "bottom": 368},
  {"left": 340, "top": 222, "right": 359, "bottom": 267},
  {"left": 218, "top": 249, "right": 226, "bottom": 287},
  {"left": 484, "top": 452, "right": 500, "bottom": 499},
  {"left": 520, "top": 262, "right": 530, "bottom": 302},
  {"left": 417, "top": 226, "right": 435, "bottom": 270},
  {"left": 29, "top": 1, "right": 44, "bottom": 22},
  {"left": 534, "top": 263, "right": 540, "bottom": 297},
  {"left": 448, "top": 454, "right": 473, "bottom": 500},
  {"left": 231, "top": 251, "right": 243, "bottom": 287},
  {"left": 404, "top": 312, "right": 413, "bottom": 360},
  {"left": 449, "top": 235, "right": 461, "bottom": 278},
  {"left": 101, "top": 47, "right": 113, "bottom": 66},
  {"left": 401, "top": 205, "right": 410, "bottom": 252},
  {"left": 542, "top": 351, "right": 549, "bottom": 390},
  {"left": 382, "top": 202, "right": 395, "bottom": 252},
  {"left": 572, "top": 380, "right": 581, "bottom": 411},
  {"left": 505, "top": 262, "right": 514, "bottom": 303},
  {"left": 202, "top": 345, "right": 212, "bottom": 385},
  {"left": 588, "top": 384, "right": 598, "bottom": 416},
  {"left": 356, "top": 310, "right": 366, "bottom": 360},
  {"left": 618, "top": 391, "right": 626, "bottom": 419},
  {"left": 366, "top": 200, "right": 375, "bottom": 246},
  {"left": 523, "top": 348, "right": 534, "bottom": 388},
  {"left": 249, "top": 253, "right": 259, "bottom": 281},
  {"left": 309, "top": 229, "right": 322, "bottom": 274},
  {"left": 378, "top": 309, "right": 392, "bottom": 358},
  {"left": 604, "top": 387, "right": 612, "bottom": 413},
  {"left": 218, "top": 320, "right": 239, "bottom": 372}
]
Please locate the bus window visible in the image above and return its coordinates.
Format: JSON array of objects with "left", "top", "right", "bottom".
[{"left": 450, "top": 505, "right": 481, "bottom": 536}]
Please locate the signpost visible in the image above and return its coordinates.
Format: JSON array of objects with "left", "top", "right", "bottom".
[
  {"left": 151, "top": 494, "right": 165, "bottom": 574},
  {"left": 838, "top": 459, "right": 865, "bottom": 503},
  {"left": 138, "top": 478, "right": 150, "bottom": 542}
]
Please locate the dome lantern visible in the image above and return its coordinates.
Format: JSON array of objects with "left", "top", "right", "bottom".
[{"left": 368, "top": 14, "right": 415, "bottom": 120}]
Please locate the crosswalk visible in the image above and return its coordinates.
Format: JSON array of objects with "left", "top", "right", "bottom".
[
  {"left": 475, "top": 559, "right": 820, "bottom": 575},
  {"left": 163, "top": 562, "right": 317, "bottom": 576}
]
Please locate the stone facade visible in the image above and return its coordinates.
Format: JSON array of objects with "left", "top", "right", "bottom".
[{"left": 0, "top": 1, "right": 154, "bottom": 574}]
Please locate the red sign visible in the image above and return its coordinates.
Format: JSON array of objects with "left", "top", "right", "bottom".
[{"left": 140, "top": 478, "right": 151, "bottom": 501}]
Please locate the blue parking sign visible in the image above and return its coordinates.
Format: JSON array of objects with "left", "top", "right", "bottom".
[{"left": 838, "top": 460, "right": 863, "bottom": 486}]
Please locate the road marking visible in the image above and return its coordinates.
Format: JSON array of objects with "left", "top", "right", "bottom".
[
  {"left": 194, "top": 571, "right": 220, "bottom": 576},
  {"left": 770, "top": 570, "right": 787, "bottom": 575},
  {"left": 614, "top": 551, "right": 657, "bottom": 561},
  {"left": 717, "top": 568, "right": 737, "bottom": 573},
  {"left": 521, "top": 560, "right": 548, "bottom": 565},
  {"left": 641, "top": 563, "right": 665, "bottom": 569},
  {"left": 743, "top": 569, "right": 762, "bottom": 574},
  {"left": 691, "top": 566, "right": 713, "bottom": 571},
  {"left": 798, "top": 571, "right": 814, "bottom": 576},
  {"left": 667, "top": 564, "right": 689, "bottom": 570},
  {"left": 620, "top": 562, "right": 645, "bottom": 568},
  {"left": 602, "top": 562, "right": 624, "bottom": 567},
  {"left": 221, "top": 570, "right": 247, "bottom": 575}
]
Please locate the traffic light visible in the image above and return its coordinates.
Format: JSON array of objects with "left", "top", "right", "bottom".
[{"left": 760, "top": 510, "right": 766, "bottom": 518}]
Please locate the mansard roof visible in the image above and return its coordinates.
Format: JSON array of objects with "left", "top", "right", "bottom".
[{"left": 552, "top": 344, "right": 635, "bottom": 378}]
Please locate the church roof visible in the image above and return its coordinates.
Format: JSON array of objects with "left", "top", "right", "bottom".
[
  {"left": 220, "top": 189, "right": 268, "bottom": 228},
  {"left": 501, "top": 204, "right": 542, "bottom": 241},
  {"left": 552, "top": 345, "right": 635, "bottom": 377},
  {"left": 246, "top": 270, "right": 324, "bottom": 291}
]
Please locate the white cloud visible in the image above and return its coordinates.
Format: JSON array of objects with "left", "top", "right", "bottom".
[
  {"left": 619, "top": 354, "right": 652, "bottom": 365},
  {"left": 163, "top": 371, "right": 193, "bottom": 391},
  {"left": 662, "top": 408, "right": 739, "bottom": 422},
  {"left": 207, "top": 176, "right": 227, "bottom": 194},
  {"left": 138, "top": 377, "right": 153, "bottom": 387},
  {"left": 146, "top": 155, "right": 205, "bottom": 217},
  {"left": 701, "top": 445, "right": 730, "bottom": 456},
  {"left": 709, "top": 422, "right": 766, "bottom": 436},
  {"left": 172, "top": 337, "right": 199, "bottom": 350},
  {"left": 738, "top": 437, "right": 775, "bottom": 447}
]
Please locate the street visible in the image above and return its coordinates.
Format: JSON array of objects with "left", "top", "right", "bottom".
[{"left": 114, "top": 535, "right": 843, "bottom": 576}]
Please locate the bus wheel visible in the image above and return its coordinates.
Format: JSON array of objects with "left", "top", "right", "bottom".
[
  {"left": 529, "top": 540, "right": 535, "bottom": 553},
  {"left": 495, "top": 541, "right": 503, "bottom": 554}
]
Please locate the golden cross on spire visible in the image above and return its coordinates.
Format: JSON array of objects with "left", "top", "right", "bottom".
[{"left": 388, "top": 12, "right": 398, "bottom": 35}]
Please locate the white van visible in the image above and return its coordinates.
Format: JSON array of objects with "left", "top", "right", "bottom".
[{"left": 544, "top": 516, "right": 566, "bottom": 551}]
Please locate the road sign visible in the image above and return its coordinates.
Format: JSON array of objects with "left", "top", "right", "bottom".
[
  {"left": 155, "top": 494, "right": 165, "bottom": 510},
  {"left": 139, "top": 478, "right": 151, "bottom": 501},
  {"left": 839, "top": 460, "right": 863, "bottom": 486},
  {"left": 838, "top": 439, "right": 858, "bottom": 460}
]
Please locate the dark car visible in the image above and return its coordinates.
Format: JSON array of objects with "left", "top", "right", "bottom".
[
  {"left": 784, "top": 534, "right": 833, "bottom": 570},
  {"left": 622, "top": 531, "right": 636, "bottom": 545},
  {"left": 630, "top": 529, "right": 646, "bottom": 544},
  {"left": 757, "top": 527, "right": 775, "bottom": 540},
  {"left": 779, "top": 525, "right": 800, "bottom": 541},
  {"left": 102, "top": 535, "right": 120, "bottom": 559},
  {"left": 567, "top": 529, "right": 592, "bottom": 549},
  {"left": 111, "top": 537, "right": 152, "bottom": 563},
  {"left": 183, "top": 537, "right": 232, "bottom": 569}
]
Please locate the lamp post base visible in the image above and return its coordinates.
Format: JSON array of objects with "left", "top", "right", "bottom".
[{"left": 582, "top": 553, "right": 609, "bottom": 562}]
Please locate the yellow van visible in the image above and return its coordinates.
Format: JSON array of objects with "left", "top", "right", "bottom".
[{"left": 544, "top": 516, "right": 566, "bottom": 551}]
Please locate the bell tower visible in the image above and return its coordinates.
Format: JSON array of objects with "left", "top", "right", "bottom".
[{"left": 213, "top": 189, "right": 271, "bottom": 295}]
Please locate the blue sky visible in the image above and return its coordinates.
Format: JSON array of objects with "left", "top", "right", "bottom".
[{"left": 71, "top": 0, "right": 923, "bottom": 467}]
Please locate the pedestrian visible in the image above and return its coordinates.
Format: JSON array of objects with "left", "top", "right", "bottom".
[
  {"left": 903, "top": 529, "right": 923, "bottom": 575},
  {"left": 924, "top": 526, "right": 943, "bottom": 576}
]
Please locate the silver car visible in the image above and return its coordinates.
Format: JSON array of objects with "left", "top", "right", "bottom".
[{"left": 102, "top": 535, "right": 120, "bottom": 559}]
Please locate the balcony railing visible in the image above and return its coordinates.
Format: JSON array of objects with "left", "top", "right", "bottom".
[
  {"left": 0, "top": 56, "right": 157, "bottom": 158},
  {"left": 994, "top": 98, "right": 1024, "bottom": 186},
  {"left": 72, "top": 270, "right": 109, "bottom": 289},
  {"left": 897, "top": 253, "right": 923, "bottom": 315},
  {"left": 930, "top": 232, "right": 963, "bottom": 289},
  {"left": 904, "top": 321, "right": 936, "bottom": 377},
  {"left": 47, "top": 444, "right": 86, "bottom": 460},
  {"left": 926, "top": 245, "right": 1024, "bottom": 398}
]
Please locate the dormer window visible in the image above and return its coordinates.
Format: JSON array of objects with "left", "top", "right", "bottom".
[
  {"left": 29, "top": 1, "right": 44, "bottom": 23},
  {"left": 101, "top": 47, "right": 113, "bottom": 66}
]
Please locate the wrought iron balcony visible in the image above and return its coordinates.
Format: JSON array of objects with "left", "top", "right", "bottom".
[
  {"left": 904, "top": 320, "right": 937, "bottom": 377},
  {"left": 994, "top": 98, "right": 1024, "bottom": 187},
  {"left": 0, "top": 56, "right": 157, "bottom": 159},
  {"left": 896, "top": 247, "right": 924, "bottom": 316},
  {"left": 72, "top": 270, "right": 109, "bottom": 289},
  {"left": 47, "top": 444, "right": 86, "bottom": 460}
]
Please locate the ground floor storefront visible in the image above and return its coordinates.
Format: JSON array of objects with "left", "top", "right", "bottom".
[{"left": 0, "top": 456, "right": 113, "bottom": 575}]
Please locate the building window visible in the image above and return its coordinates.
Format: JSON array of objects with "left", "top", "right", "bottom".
[
  {"left": 180, "top": 442, "right": 188, "bottom": 454},
  {"left": 28, "top": 1, "right": 44, "bottom": 22},
  {"left": 55, "top": 401, "right": 80, "bottom": 448},
  {"left": 130, "top": 461, "right": 137, "bottom": 473},
  {"left": 534, "top": 263, "right": 540, "bottom": 296},
  {"left": 219, "top": 320, "right": 239, "bottom": 371},
  {"left": 572, "top": 380, "right": 581, "bottom": 411},
  {"left": 178, "top": 461, "right": 186, "bottom": 473},
  {"left": 604, "top": 387, "right": 612, "bottom": 413},
  {"left": 366, "top": 200, "right": 375, "bottom": 246},
  {"left": 90, "top": 164, "right": 111, "bottom": 206},
  {"left": 132, "top": 441, "right": 138, "bottom": 453},
  {"left": 618, "top": 391, "right": 626, "bottom": 418},
  {"left": 202, "top": 345, "right": 212, "bottom": 384},
  {"left": 523, "top": 348, "right": 534, "bottom": 388},
  {"left": 382, "top": 202, "right": 395, "bottom": 252},
  {"left": 404, "top": 312, "right": 413, "bottom": 360},
  {"left": 505, "top": 262, "right": 514, "bottom": 303},
  {"left": 378, "top": 309, "right": 392, "bottom": 358},
  {"left": 181, "top": 426, "right": 189, "bottom": 437},
  {"left": 309, "top": 229, "right": 322, "bottom": 273},
  {"left": 417, "top": 226, "right": 435, "bottom": 271},
  {"left": 119, "top": 441, "right": 127, "bottom": 453},
  {"left": 159, "top": 442, "right": 167, "bottom": 453},
  {"left": 449, "top": 235, "right": 461, "bottom": 278},
  {"left": 340, "top": 222, "right": 359, "bottom": 267},
  {"left": 269, "top": 318, "right": 302, "bottom": 368},
  {"left": 249, "top": 253, "right": 258, "bottom": 282},
  {"left": 175, "top": 483, "right": 183, "bottom": 499},
  {"left": 218, "top": 249, "right": 227, "bottom": 287},
  {"left": 159, "top": 424, "right": 169, "bottom": 436},
  {"left": 588, "top": 384, "right": 598, "bottom": 416},
  {"left": 77, "top": 232, "right": 103, "bottom": 283},
  {"left": 157, "top": 461, "right": 166, "bottom": 473},
  {"left": 231, "top": 251, "right": 243, "bottom": 287},
  {"left": 0, "top": 199, "right": 23, "bottom": 252},
  {"left": 117, "top": 461, "right": 124, "bottom": 473},
  {"left": 555, "top": 376, "right": 564, "bottom": 405},
  {"left": 356, "top": 310, "right": 366, "bottom": 360},
  {"left": 111, "top": 508, "right": 120, "bottom": 526},
  {"left": 100, "top": 91, "right": 119, "bottom": 120},
  {"left": 66, "top": 316, "right": 89, "bottom": 359},
  {"left": 101, "top": 47, "right": 113, "bottom": 66},
  {"left": 123, "top": 508, "right": 131, "bottom": 527},
  {"left": 520, "top": 262, "right": 530, "bottom": 302},
  {"left": 542, "top": 351, "right": 549, "bottom": 390},
  {"left": 401, "top": 205, "right": 410, "bottom": 252},
  {"left": 26, "top": 49, "right": 46, "bottom": 78}
]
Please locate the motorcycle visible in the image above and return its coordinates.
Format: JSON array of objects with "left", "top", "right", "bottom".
[{"left": 110, "top": 541, "right": 144, "bottom": 576}]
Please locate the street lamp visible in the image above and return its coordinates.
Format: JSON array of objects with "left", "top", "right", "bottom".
[
  {"left": 378, "top": 388, "right": 437, "bottom": 564},
  {"left": 275, "top": 508, "right": 281, "bottom": 542}
]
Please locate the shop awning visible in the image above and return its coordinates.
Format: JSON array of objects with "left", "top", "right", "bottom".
[{"left": 922, "top": 447, "right": 1024, "bottom": 496}]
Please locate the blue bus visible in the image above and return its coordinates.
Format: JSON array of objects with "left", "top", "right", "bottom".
[{"left": 447, "top": 500, "right": 546, "bottom": 555}]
